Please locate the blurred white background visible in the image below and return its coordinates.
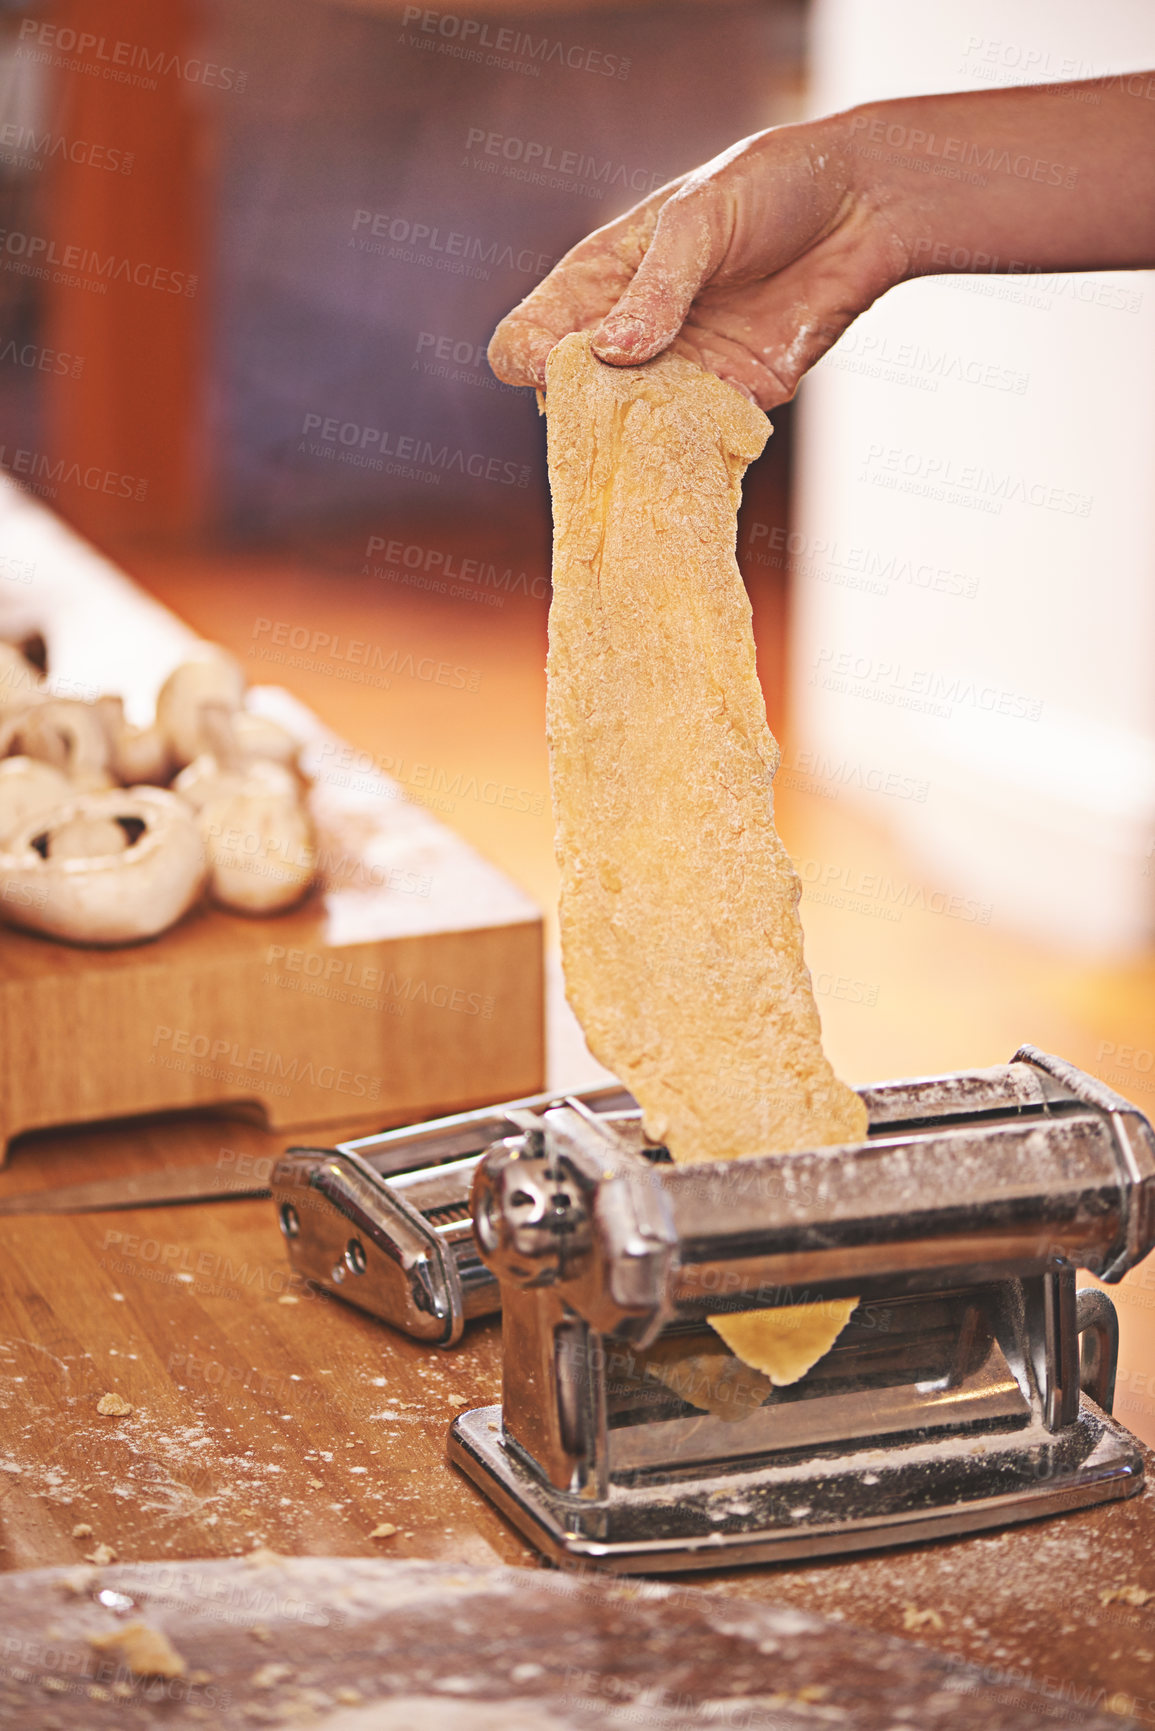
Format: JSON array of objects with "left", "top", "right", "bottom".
[{"left": 797, "top": 0, "right": 1155, "bottom": 954}]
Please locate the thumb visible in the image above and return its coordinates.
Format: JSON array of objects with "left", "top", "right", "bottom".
[{"left": 592, "top": 194, "right": 716, "bottom": 365}]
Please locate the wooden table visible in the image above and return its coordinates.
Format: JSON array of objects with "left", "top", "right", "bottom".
[{"left": 2, "top": 1108, "right": 1155, "bottom": 1726}]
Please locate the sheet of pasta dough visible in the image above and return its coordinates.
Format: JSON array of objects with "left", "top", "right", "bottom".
[{"left": 545, "top": 333, "right": 868, "bottom": 1387}]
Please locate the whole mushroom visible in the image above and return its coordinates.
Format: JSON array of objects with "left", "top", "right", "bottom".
[
  {"left": 94, "top": 695, "right": 171, "bottom": 787},
  {"left": 173, "top": 754, "right": 298, "bottom": 814},
  {"left": 197, "top": 771, "right": 316, "bottom": 914},
  {"left": 0, "top": 788, "right": 206, "bottom": 946},
  {"left": 197, "top": 701, "right": 302, "bottom": 779},
  {"left": 171, "top": 700, "right": 314, "bottom": 915},
  {"left": 226, "top": 710, "right": 300, "bottom": 771},
  {"left": 155, "top": 647, "right": 246, "bottom": 770}
]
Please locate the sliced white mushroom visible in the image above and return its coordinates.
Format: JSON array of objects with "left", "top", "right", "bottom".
[
  {"left": 0, "top": 757, "right": 73, "bottom": 844},
  {"left": 197, "top": 773, "right": 316, "bottom": 915},
  {"left": 0, "top": 699, "right": 113, "bottom": 790},
  {"left": 94, "top": 695, "right": 171, "bottom": 787},
  {"left": 0, "top": 788, "right": 206, "bottom": 946},
  {"left": 156, "top": 647, "right": 245, "bottom": 769}
]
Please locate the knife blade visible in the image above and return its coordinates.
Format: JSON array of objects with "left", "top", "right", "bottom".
[{"left": 0, "top": 1165, "right": 273, "bottom": 1216}]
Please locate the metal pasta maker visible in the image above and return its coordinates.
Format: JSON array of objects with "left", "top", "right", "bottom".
[
  {"left": 271, "top": 1084, "right": 635, "bottom": 1344},
  {"left": 443, "top": 1046, "right": 1155, "bottom": 1573}
]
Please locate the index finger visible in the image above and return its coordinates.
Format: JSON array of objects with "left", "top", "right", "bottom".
[{"left": 487, "top": 179, "right": 685, "bottom": 387}]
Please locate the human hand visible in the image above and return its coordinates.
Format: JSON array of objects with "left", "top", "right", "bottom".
[
  {"left": 490, "top": 75, "right": 1155, "bottom": 408},
  {"left": 487, "top": 117, "right": 912, "bottom": 410}
]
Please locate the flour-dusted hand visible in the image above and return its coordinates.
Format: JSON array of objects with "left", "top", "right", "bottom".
[
  {"left": 488, "top": 123, "right": 897, "bottom": 410},
  {"left": 490, "top": 78, "right": 1155, "bottom": 410}
]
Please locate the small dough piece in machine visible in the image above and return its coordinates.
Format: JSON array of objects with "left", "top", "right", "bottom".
[{"left": 544, "top": 333, "right": 867, "bottom": 1386}]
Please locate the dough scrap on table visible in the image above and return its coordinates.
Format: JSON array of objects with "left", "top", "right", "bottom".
[
  {"left": 544, "top": 332, "right": 866, "bottom": 1388},
  {"left": 88, "top": 1619, "right": 187, "bottom": 1678}
]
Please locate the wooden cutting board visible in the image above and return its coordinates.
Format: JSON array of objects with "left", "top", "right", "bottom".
[
  {"left": 0, "top": 1553, "right": 1136, "bottom": 1729},
  {"left": 0, "top": 482, "right": 544, "bottom": 1156}
]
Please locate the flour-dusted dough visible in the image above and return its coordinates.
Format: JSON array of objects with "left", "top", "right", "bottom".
[
  {"left": 545, "top": 333, "right": 867, "bottom": 1386},
  {"left": 708, "top": 1300, "right": 858, "bottom": 1387},
  {"left": 634, "top": 1333, "right": 774, "bottom": 1422}
]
